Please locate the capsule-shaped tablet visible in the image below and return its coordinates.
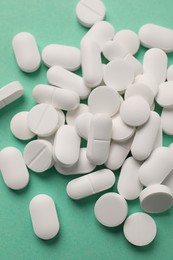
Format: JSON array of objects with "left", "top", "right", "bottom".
[
  {"left": 139, "top": 24, "right": 173, "bottom": 53},
  {"left": 156, "top": 81, "right": 173, "bottom": 109},
  {"left": 162, "top": 169, "right": 173, "bottom": 193},
  {"left": 47, "top": 65, "right": 90, "bottom": 99},
  {"left": 161, "top": 108, "right": 173, "bottom": 135},
  {"left": 131, "top": 112, "right": 160, "bottom": 161},
  {"left": 135, "top": 73, "right": 158, "bottom": 97},
  {"left": 32, "top": 84, "right": 79, "bottom": 111},
  {"left": 54, "top": 125, "right": 81, "bottom": 166},
  {"left": 102, "top": 41, "right": 129, "bottom": 61},
  {"left": 66, "top": 169, "right": 115, "bottom": 200},
  {"left": 86, "top": 114, "right": 112, "bottom": 165},
  {"left": 29, "top": 194, "right": 60, "bottom": 240},
  {"left": 12, "top": 32, "right": 41, "bottom": 73},
  {"left": 0, "top": 147, "right": 29, "bottom": 190},
  {"left": 153, "top": 124, "right": 162, "bottom": 150},
  {"left": 75, "top": 112, "right": 93, "bottom": 140}
]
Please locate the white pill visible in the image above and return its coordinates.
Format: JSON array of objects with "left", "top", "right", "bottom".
[
  {"left": 102, "top": 41, "right": 129, "bottom": 61},
  {"left": 118, "top": 157, "right": 143, "bottom": 200},
  {"left": 156, "top": 81, "right": 173, "bottom": 109},
  {"left": 124, "top": 54, "right": 143, "bottom": 76},
  {"left": 54, "top": 148, "right": 96, "bottom": 175},
  {"left": 81, "top": 39, "right": 103, "bottom": 87},
  {"left": 76, "top": 0, "right": 106, "bottom": 28},
  {"left": 143, "top": 48, "right": 167, "bottom": 85},
  {"left": 114, "top": 30, "right": 140, "bottom": 55},
  {"left": 120, "top": 96, "right": 150, "bottom": 127},
  {"left": 161, "top": 108, "right": 173, "bottom": 135},
  {"left": 135, "top": 73, "right": 158, "bottom": 96},
  {"left": 37, "top": 133, "right": 55, "bottom": 146},
  {"left": 87, "top": 114, "right": 112, "bottom": 165},
  {"left": 0, "top": 147, "right": 29, "bottom": 190},
  {"left": 75, "top": 112, "right": 93, "bottom": 140},
  {"left": 131, "top": 111, "right": 160, "bottom": 161},
  {"left": 105, "top": 136, "right": 133, "bottom": 170},
  {"left": 94, "top": 193, "right": 128, "bottom": 227},
  {"left": 12, "top": 32, "right": 41, "bottom": 73},
  {"left": 42, "top": 44, "right": 80, "bottom": 71},
  {"left": 140, "top": 184, "right": 173, "bottom": 213},
  {"left": 32, "top": 84, "right": 79, "bottom": 111},
  {"left": 139, "top": 24, "right": 173, "bottom": 53},
  {"left": 88, "top": 86, "right": 121, "bottom": 116},
  {"left": 138, "top": 147, "right": 173, "bottom": 186},
  {"left": 66, "top": 104, "right": 90, "bottom": 126},
  {"left": 57, "top": 109, "right": 65, "bottom": 127},
  {"left": 162, "top": 169, "right": 173, "bottom": 193},
  {"left": 103, "top": 60, "right": 134, "bottom": 94},
  {"left": 47, "top": 65, "right": 90, "bottom": 99},
  {"left": 111, "top": 114, "right": 135, "bottom": 142},
  {"left": 66, "top": 169, "right": 115, "bottom": 200},
  {"left": 0, "top": 81, "right": 24, "bottom": 109},
  {"left": 123, "top": 212, "right": 157, "bottom": 246},
  {"left": 29, "top": 194, "right": 59, "bottom": 240},
  {"left": 28, "top": 104, "right": 59, "bottom": 137},
  {"left": 167, "top": 64, "right": 173, "bottom": 81},
  {"left": 54, "top": 125, "right": 81, "bottom": 166},
  {"left": 24, "top": 140, "right": 53, "bottom": 173},
  {"left": 153, "top": 124, "right": 162, "bottom": 150},
  {"left": 10, "top": 111, "right": 35, "bottom": 140}
]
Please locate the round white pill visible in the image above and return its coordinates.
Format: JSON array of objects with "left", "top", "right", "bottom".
[
  {"left": 66, "top": 103, "right": 90, "bottom": 126},
  {"left": 123, "top": 212, "right": 157, "bottom": 246},
  {"left": 156, "top": 81, "right": 173, "bottom": 109},
  {"left": 28, "top": 104, "right": 59, "bottom": 137},
  {"left": 10, "top": 111, "right": 35, "bottom": 140},
  {"left": 103, "top": 60, "right": 134, "bottom": 94},
  {"left": 88, "top": 86, "right": 121, "bottom": 116},
  {"left": 167, "top": 64, "right": 173, "bottom": 81},
  {"left": 75, "top": 112, "right": 93, "bottom": 140},
  {"left": 94, "top": 192, "right": 128, "bottom": 227},
  {"left": 161, "top": 108, "right": 173, "bottom": 135},
  {"left": 120, "top": 96, "right": 150, "bottom": 127},
  {"left": 140, "top": 184, "right": 173, "bottom": 214},
  {"left": 135, "top": 73, "right": 158, "bottom": 97},
  {"left": 102, "top": 41, "right": 129, "bottom": 61}
]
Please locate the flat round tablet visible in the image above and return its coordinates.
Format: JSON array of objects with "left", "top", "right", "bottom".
[
  {"left": 88, "top": 86, "right": 121, "bottom": 116},
  {"left": 140, "top": 184, "right": 173, "bottom": 213},
  {"left": 94, "top": 192, "right": 128, "bottom": 227},
  {"left": 76, "top": 0, "right": 106, "bottom": 28},
  {"left": 161, "top": 108, "right": 173, "bottom": 135},
  {"left": 28, "top": 104, "right": 59, "bottom": 137},
  {"left": 167, "top": 65, "right": 173, "bottom": 81},
  {"left": 102, "top": 41, "right": 129, "bottom": 61},
  {"left": 156, "top": 81, "right": 173, "bottom": 109},
  {"left": 120, "top": 96, "right": 150, "bottom": 127},
  {"left": 10, "top": 111, "right": 35, "bottom": 140},
  {"left": 66, "top": 104, "right": 90, "bottom": 125},
  {"left": 135, "top": 73, "right": 158, "bottom": 97},
  {"left": 103, "top": 60, "right": 134, "bottom": 94},
  {"left": 123, "top": 212, "right": 157, "bottom": 246}
]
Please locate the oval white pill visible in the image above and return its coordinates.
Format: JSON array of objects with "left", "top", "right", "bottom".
[
  {"left": 0, "top": 147, "right": 29, "bottom": 190},
  {"left": 161, "top": 108, "right": 173, "bottom": 135},
  {"left": 162, "top": 169, "right": 173, "bottom": 193},
  {"left": 94, "top": 192, "right": 128, "bottom": 227},
  {"left": 123, "top": 212, "right": 157, "bottom": 246},
  {"left": 140, "top": 184, "right": 173, "bottom": 213},
  {"left": 66, "top": 169, "right": 115, "bottom": 200},
  {"left": 12, "top": 32, "right": 41, "bottom": 73},
  {"left": 28, "top": 104, "right": 59, "bottom": 137},
  {"left": 66, "top": 104, "right": 90, "bottom": 126},
  {"left": 153, "top": 124, "right": 163, "bottom": 150},
  {"left": 167, "top": 65, "right": 173, "bottom": 81},
  {"left": 75, "top": 112, "right": 93, "bottom": 140},
  {"left": 135, "top": 73, "right": 158, "bottom": 97},
  {"left": 29, "top": 194, "right": 59, "bottom": 240},
  {"left": 156, "top": 81, "right": 173, "bottom": 109},
  {"left": 42, "top": 44, "right": 80, "bottom": 71},
  {"left": 10, "top": 111, "right": 35, "bottom": 140},
  {"left": 102, "top": 41, "right": 129, "bottom": 61}
]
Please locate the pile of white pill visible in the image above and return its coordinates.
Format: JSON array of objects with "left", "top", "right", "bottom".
[{"left": 1, "top": 0, "right": 173, "bottom": 247}]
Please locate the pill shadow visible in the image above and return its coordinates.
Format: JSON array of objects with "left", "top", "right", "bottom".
[
  {"left": 37, "top": 231, "right": 61, "bottom": 245},
  {"left": 20, "top": 62, "right": 46, "bottom": 80},
  {"left": 0, "top": 95, "right": 25, "bottom": 118},
  {"left": 123, "top": 235, "right": 157, "bottom": 252}
]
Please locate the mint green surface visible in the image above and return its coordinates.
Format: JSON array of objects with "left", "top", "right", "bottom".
[{"left": 0, "top": 0, "right": 173, "bottom": 259}]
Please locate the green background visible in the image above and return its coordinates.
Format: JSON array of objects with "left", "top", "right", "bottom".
[{"left": 0, "top": 0, "right": 173, "bottom": 259}]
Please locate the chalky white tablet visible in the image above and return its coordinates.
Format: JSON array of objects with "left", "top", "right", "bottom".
[
  {"left": 161, "top": 108, "right": 173, "bottom": 135},
  {"left": 153, "top": 124, "right": 162, "bottom": 150},
  {"left": 114, "top": 30, "right": 140, "bottom": 55},
  {"left": 0, "top": 81, "right": 24, "bottom": 109},
  {"left": 24, "top": 140, "right": 54, "bottom": 172},
  {"left": 94, "top": 193, "right": 128, "bottom": 227},
  {"left": 139, "top": 24, "right": 173, "bottom": 53},
  {"left": 57, "top": 109, "right": 65, "bottom": 127},
  {"left": 123, "top": 212, "right": 157, "bottom": 246},
  {"left": 38, "top": 133, "right": 55, "bottom": 145},
  {"left": 102, "top": 41, "right": 129, "bottom": 61},
  {"left": 66, "top": 169, "right": 115, "bottom": 200},
  {"left": 120, "top": 96, "right": 150, "bottom": 127},
  {"left": 156, "top": 81, "right": 173, "bottom": 109},
  {"left": 135, "top": 73, "right": 158, "bottom": 96},
  {"left": 42, "top": 44, "right": 80, "bottom": 70},
  {"left": 88, "top": 86, "right": 121, "bottom": 116},
  {"left": 103, "top": 60, "right": 134, "bottom": 93},
  {"left": 162, "top": 169, "right": 173, "bottom": 193},
  {"left": 0, "top": 147, "right": 29, "bottom": 190},
  {"left": 76, "top": 0, "right": 106, "bottom": 28},
  {"left": 10, "top": 111, "right": 35, "bottom": 140},
  {"left": 118, "top": 157, "right": 143, "bottom": 200},
  {"left": 32, "top": 84, "right": 79, "bottom": 111},
  {"left": 47, "top": 65, "right": 90, "bottom": 99},
  {"left": 66, "top": 104, "right": 90, "bottom": 126},
  {"left": 28, "top": 104, "right": 59, "bottom": 137},
  {"left": 140, "top": 184, "right": 173, "bottom": 213},
  {"left": 29, "top": 194, "right": 59, "bottom": 240},
  {"left": 12, "top": 32, "right": 41, "bottom": 72},
  {"left": 54, "top": 125, "right": 81, "bottom": 166},
  {"left": 75, "top": 112, "right": 93, "bottom": 140},
  {"left": 124, "top": 54, "right": 143, "bottom": 76},
  {"left": 167, "top": 64, "right": 173, "bottom": 81}
]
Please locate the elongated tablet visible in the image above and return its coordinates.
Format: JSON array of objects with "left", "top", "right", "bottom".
[
  {"left": 161, "top": 108, "right": 173, "bottom": 135},
  {"left": 153, "top": 124, "right": 162, "bottom": 150},
  {"left": 167, "top": 64, "right": 173, "bottom": 81},
  {"left": 75, "top": 112, "right": 93, "bottom": 140},
  {"left": 156, "top": 81, "right": 173, "bottom": 109},
  {"left": 102, "top": 41, "right": 129, "bottom": 61},
  {"left": 135, "top": 73, "right": 158, "bottom": 96},
  {"left": 162, "top": 169, "right": 173, "bottom": 193}
]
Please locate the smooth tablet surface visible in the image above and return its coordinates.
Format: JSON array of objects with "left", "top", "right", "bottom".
[
  {"left": 140, "top": 184, "right": 173, "bottom": 213},
  {"left": 167, "top": 65, "right": 173, "bottom": 81},
  {"left": 161, "top": 109, "right": 173, "bottom": 135},
  {"left": 162, "top": 169, "right": 173, "bottom": 193},
  {"left": 156, "top": 81, "right": 173, "bottom": 109},
  {"left": 123, "top": 53, "right": 143, "bottom": 76},
  {"left": 94, "top": 193, "right": 128, "bottom": 227},
  {"left": 29, "top": 194, "right": 60, "bottom": 240},
  {"left": 66, "top": 104, "right": 90, "bottom": 126},
  {"left": 120, "top": 96, "right": 150, "bottom": 127},
  {"left": 102, "top": 41, "right": 129, "bottom": 61},
  {"left": 28, "top": 104, "right": 59, "bottom": 137},
  {"left": 75, "top": 112, "right": 93, "bottom": 140},
  {"left": 135, "top": 73, "right": 158, "bottom": 96},
  {"left": 123, "top": 212, "right": 157, "bottom": 246}
]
